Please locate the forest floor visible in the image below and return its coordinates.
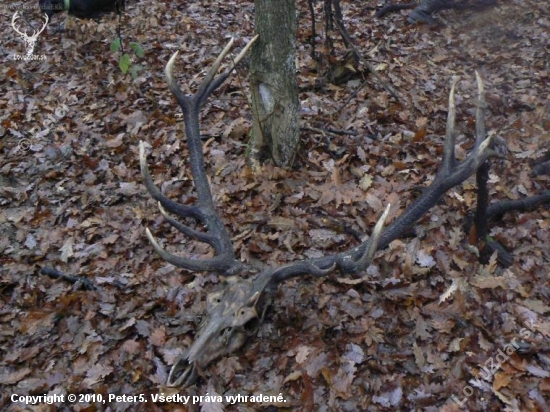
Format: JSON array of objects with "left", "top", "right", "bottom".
[{"left": 1, "top": 0, "right": 549, "bottom": 411}]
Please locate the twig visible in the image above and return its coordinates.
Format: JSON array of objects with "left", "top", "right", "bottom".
[
  {"left": 301, "top": 126, "right": 357, "bottom": 137},
  {"left": 39, "top": 267, "right": 97, "bottom": 291},
  {"left": 362, "top": 59, "right": 400, "bottom": 101},
  {"left": 334, "top": 77, "right": 369, "bottom": 115},
  {"left": 332, "top": 16, "right": 400, "bottom": 102}
]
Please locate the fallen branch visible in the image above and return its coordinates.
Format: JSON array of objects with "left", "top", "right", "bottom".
[
  {"left": 39, "top": 267, "right": 97, "bottom": 291},
  {"left": 301, "top": 126, "right": 357, "bottom": 137},
  {"left": 486, "top": 192, "right": 550, "bottom": 219}
]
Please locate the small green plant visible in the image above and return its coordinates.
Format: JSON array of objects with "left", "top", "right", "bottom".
[{"left": 111, "top": 37, "right": 145, "bottom": 78}]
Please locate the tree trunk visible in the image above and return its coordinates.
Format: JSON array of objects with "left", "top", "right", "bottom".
[{"left": 248, "top": 0, "right": 300, "bottom": 169}]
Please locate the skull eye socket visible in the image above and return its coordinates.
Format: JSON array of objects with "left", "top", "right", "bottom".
[{"left": 243, "top": 316, "right": 260, "bottom": 334}]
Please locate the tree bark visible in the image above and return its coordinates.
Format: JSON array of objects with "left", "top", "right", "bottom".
[{"left": 249, "top": 0, "right": 300, "bottom": 168}]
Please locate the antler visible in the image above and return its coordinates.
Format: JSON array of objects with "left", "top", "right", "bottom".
[
  {"left": 271, "top": 72, "right": 493, "bottom": 283},
  {"left": 11, "top": 11, "right": 48, "bottom": 39},
  {"left": 141, "top": 37, "right": 492, "bottom": 387},
  {"left": 140, "top": 36, "right": 258, "bottom": 275},
  {"left": 11, "top": 12, "right": 25, "bottom": 37}
]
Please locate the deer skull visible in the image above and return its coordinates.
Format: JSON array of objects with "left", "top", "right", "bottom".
[{"left": 167, "top": 275, "right": 270, "bottom": 387}]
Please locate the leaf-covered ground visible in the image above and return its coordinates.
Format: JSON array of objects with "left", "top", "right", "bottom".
[{"left": 1, "top": 0, "right": 549, "bottom": 411}]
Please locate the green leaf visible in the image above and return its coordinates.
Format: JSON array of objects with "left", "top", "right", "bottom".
[
  {"left": 130, "top": 42, "right": 145, "bottom": 58},
  {"left": 119, "top": 54, "right": 131, "bottom": 74},
  {"left": 110, "top": 37, "right": 122, "bottom": 53}
]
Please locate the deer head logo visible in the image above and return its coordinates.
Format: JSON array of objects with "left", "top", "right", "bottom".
[{"left": 11, "top": 11, "right": 48, "bottom": 59}]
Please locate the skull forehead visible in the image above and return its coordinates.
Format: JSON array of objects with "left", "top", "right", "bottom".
[{"left": 206, "top": 276, "right": 256, "bottom": 315}]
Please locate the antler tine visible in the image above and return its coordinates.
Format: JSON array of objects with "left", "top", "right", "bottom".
[
  {"left": 270, "top": 204, "right": 390, "bottom": 284},
  {"left": 196, "top": 38, "right": 236, "bottom": 101},
  {"left": 139, "top": 142, "right": 203, "bottom": 220},
  {"left": 474, "top": 71, "right": 487, "bottom": 148},
  {"left": 11, "top": 11, "right": 24, "bottom": 36},
  {"left": 203, "top": 35, "right": 260, "bottom": 100},
  {"left": 230, "top": 35, "right": 259, "bottom": 68},
  {"left": 165, "top": 52, "right": 190, "bottom": 110},
  {"left": 144, "top": 228, "right": 239, "bottom": 272},
  {"left": 460, "top": 73, "right": 493, "bottom": 171},
  {"left": 442, "top": 77, "right": 460, "bottom": 173},
  {"left": 165, "top": 36, "right": 259, "bottom": 111},
  {"left": 38, "top": 13, "right": 49, "bottom": 35},
  {"left": 157, "top": 203, "right": 215, "bottom": 244},
  {"left": 352, "top": 203, "right": 391, "bottom": 270}
]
